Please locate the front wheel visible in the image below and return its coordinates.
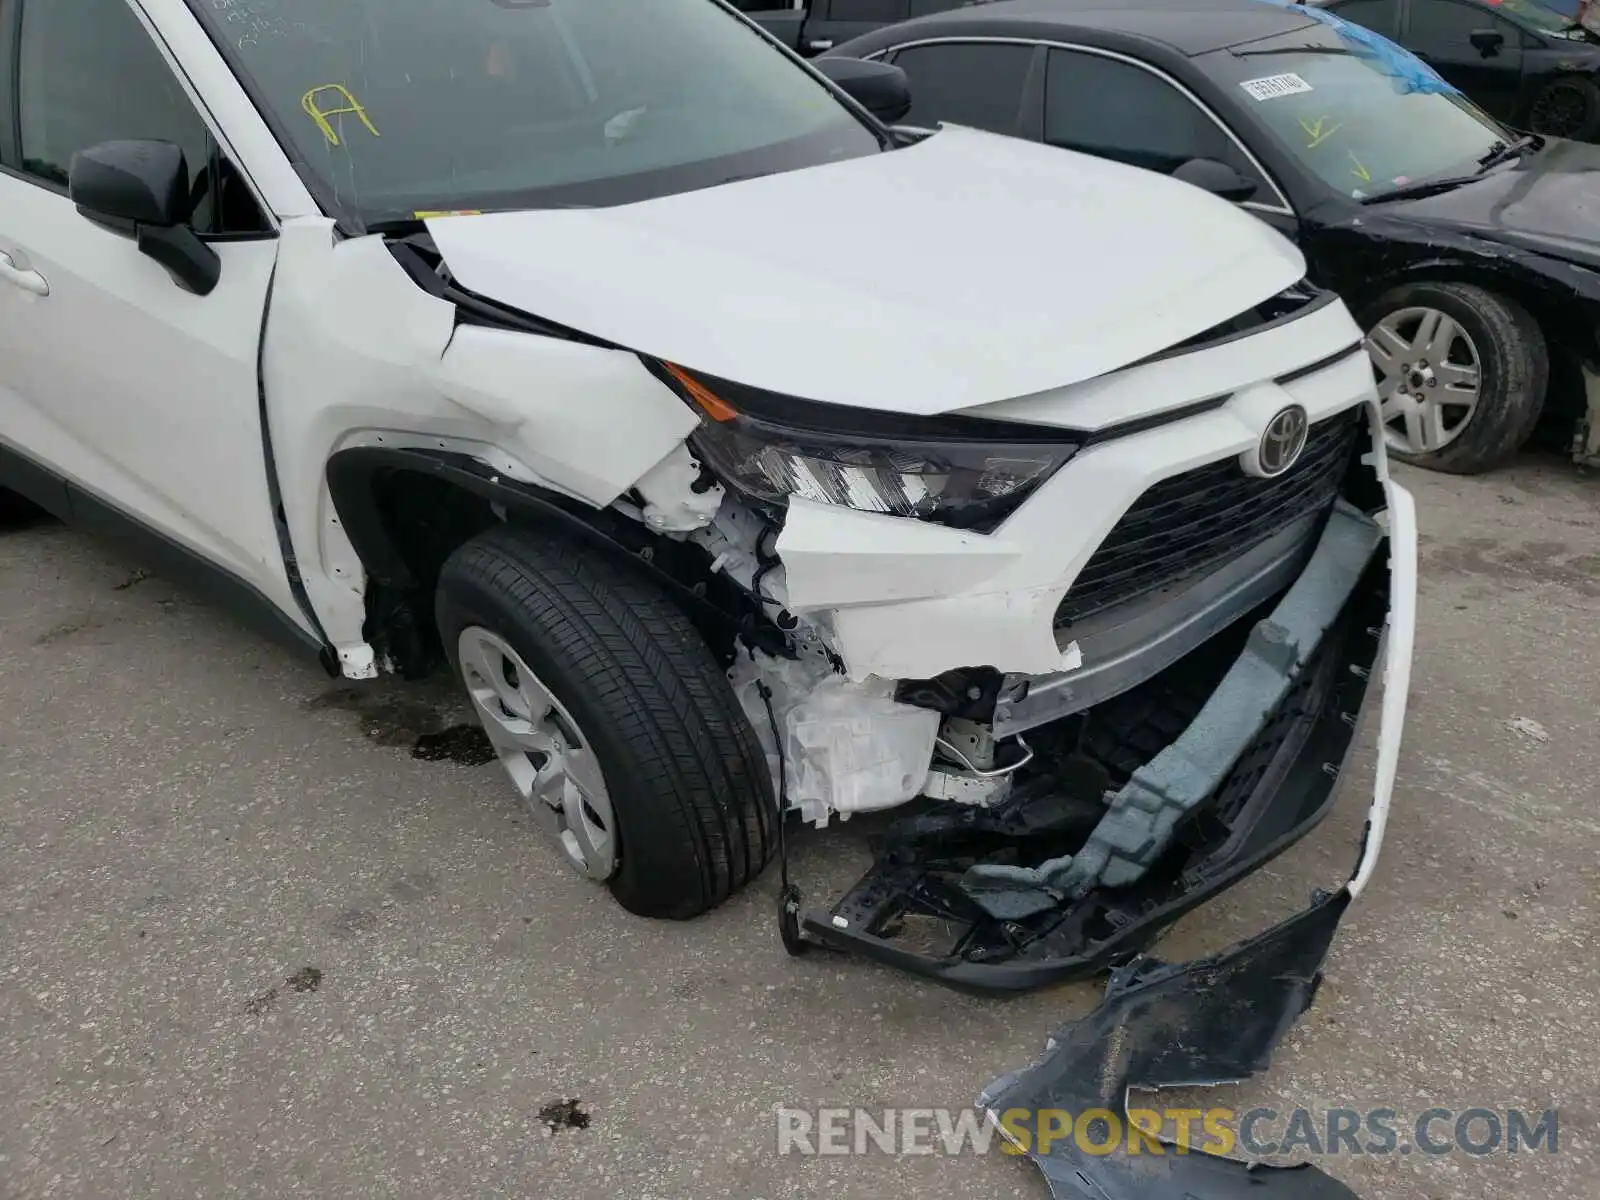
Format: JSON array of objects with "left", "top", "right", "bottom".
[
  {"left": 435, "top": 523, "right": 777, "bottom": 919},
  {"left": 1527, "top": 75, "right": 1600, "bottom": 141},
  {"left": 1359, "top": 282, "right": 1547, "bottom": 475}
]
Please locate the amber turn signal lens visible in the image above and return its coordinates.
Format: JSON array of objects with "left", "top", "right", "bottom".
[{"left": 662, "top": 362, "right": 740, "bottom": 422}]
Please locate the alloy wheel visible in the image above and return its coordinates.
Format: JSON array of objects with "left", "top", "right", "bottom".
[{"left": 1366, "top": 305, "right": 1483, "bottom": 456}]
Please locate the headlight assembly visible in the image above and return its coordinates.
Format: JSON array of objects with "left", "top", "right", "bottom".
[{"left": 648, "top": 361, "right": 1080, "bottom": 533}]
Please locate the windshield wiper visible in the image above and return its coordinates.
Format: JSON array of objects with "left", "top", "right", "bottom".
[
  {"left": 1230, "top": 45, "right": 1355, "bottom": 58},
  {"left": 1358, "top": 175, "right": 1477, "bottom": 204},
  {"left": 1475, "top": 134, "right": 1537, "bottom": 172},
  {"left": 1360, "top": 134, "right": 1537, "bottom": 205}
]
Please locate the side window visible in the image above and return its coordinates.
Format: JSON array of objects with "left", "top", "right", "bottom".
[
  {"left": 1323, "top": 0, "right": 1402, "bottom": 36},
  {"left": 1045, "top": 49, "right": 1265, "bottom": 188},
  {"left": 1408, "top": 0, "right": 1519, "bottom": 42},
  {"left": 889, "top": 42, "right": 1035, "bottom": 134},
  {"left": 16, "top": 0, "right": 265, "bottom": 234}
]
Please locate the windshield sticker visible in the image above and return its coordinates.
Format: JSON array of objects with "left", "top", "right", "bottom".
[
  {"left": 301, "top": 85, "right": 381, "bottom": 148},
  {"left": 1240, "top": 73, "right": 1314, "bottom": 101}
]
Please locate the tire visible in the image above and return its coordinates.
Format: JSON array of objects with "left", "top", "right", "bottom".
[
  {"left": 1358, "top": 281, "right": 1547, "bottom": 475},
  {"left": 1527, "top": 75, "right": 1600, "bottom": 141},
  {"left": 435, "top": 523, "right": 777, "bottom": 919}
]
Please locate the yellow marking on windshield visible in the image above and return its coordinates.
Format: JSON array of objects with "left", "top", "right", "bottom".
[
  {"left": 301, "top": 85, "right": 380, "bottom": 148},
  {"left": 1349, "top": 151, "right": 1372, "bottom": 184},
  {"left": 1300, "top": 115, "right": 1343, "bottom": 150}
]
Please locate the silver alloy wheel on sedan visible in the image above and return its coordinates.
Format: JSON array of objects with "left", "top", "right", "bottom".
[
  {"left": 1366, "top": 305, "right": 1483, "bottom": 456},
  {"left": 456, "top": 626, "right": 618, "bottom": 880}
]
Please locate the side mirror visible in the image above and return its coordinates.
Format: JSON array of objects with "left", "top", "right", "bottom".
[
  {"left": 1171, "top": 156, "right": 1259, "bottom": 203},
  {"left": 1469, "top": 28, "right": 1505, "bottom": 57},
  {"left": 813, "top": 56, "right": 913, "bottom": 124},
  {"left": 68, "top": 139, "right": 220, "bottom": 296}
]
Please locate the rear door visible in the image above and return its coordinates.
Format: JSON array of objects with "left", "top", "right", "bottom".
[
  {"left": 0, "top": 0, "right": 308, "bottom": 632},
  {"left": 1401, "top": 0, "right": 1527, "bottom": 119},
  {"left": 802, "top": 0, "right": 910, "bottom": 55}
]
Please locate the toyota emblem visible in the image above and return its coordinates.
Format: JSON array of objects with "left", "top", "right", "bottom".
[{"left": 1256, "top": 405, "right": 1309, "bottom": 477}]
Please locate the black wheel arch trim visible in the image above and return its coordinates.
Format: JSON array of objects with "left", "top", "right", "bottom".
[
  {"left": 324, "top": 445, "right": 773, "bottom": 649},
  {"left": 327, "top": 446, "right": 628, "bottom": 590},
  {"left": 1346, "top": 248, "right": 1600, "bottom": 371}
]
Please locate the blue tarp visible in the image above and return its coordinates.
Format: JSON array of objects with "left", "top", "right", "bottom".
[{"left": 1251, "top": 0, "right": 1461, "bottom": 96}]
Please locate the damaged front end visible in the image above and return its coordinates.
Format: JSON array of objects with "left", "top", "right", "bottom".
[
  {"left": 654, "top": 354, "right": 1415, "bottom": 997},
  {"left": 695, "top": 383, "right": 1421, "bottom": 1193},
  {"left": 791, "top": 500, "right": 1394, "bottom": 992}
]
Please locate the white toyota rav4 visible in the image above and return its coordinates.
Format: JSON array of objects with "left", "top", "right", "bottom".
[{"left": 0, "top": 0, "right": 1415, "bottom": 988}]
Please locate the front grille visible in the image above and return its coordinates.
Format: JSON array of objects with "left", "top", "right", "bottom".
[{"left": 1055, "top": 410, "right": 1360, "bottom": 627}]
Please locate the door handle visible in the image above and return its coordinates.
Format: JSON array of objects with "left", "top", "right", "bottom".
[
  {"left": 806, "top": 38, "right": 834, "bottom": 51},
  {"left": 0, "top": 250, "right": 49, "bottom": 296}
]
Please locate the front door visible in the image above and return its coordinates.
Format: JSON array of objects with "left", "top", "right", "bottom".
[
  {"left": 0, "top": 0, "right": 309, "bottom": 632},
  {"left": 1039, "top": 47, "right": 1300, "bottom": 240},
  {"left": 1404, "top": 0, "right": 1527, "bottom": 121}
]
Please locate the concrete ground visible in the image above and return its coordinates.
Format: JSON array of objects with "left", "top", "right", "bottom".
[{"left": 1, "top": 456, "right": 1595, "bottom": 1200}]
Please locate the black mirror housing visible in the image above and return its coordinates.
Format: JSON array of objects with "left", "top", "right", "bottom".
[
  {"left": 69, "top": 139, "right": 190, "bottom": 228},
  {"left": 67, "top": 139, "right": 220, "bottom": 296},
  {"left": 813, "top": 56, "right": 913, "bottom": 124},
  {"left": 1469, "top": 28, "right": 1505, "bottom": 56},
  {"left": 1171, "top": 157, "right": 1259, "bottom": 203}
]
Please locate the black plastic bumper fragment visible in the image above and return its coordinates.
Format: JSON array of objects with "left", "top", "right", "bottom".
[
  {"left": 796, "top": 550, "right": 1388, "bottom": 995},
  {"left": 976, "top": 888, "right": 1360, "bottom": 1198},
  {"left": 971, "top": 501, "right": 1381, "bottom": 905}
]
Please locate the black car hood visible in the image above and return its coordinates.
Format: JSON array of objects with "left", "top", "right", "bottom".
[{"left": 1368, "top": 137, "right": 1600, "bottom": 269}]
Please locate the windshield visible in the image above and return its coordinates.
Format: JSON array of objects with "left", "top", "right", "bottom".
[
  {"left": 1203, "top": 19, "right": 1505, "bottom": 201},
  {"left": 192, "top": 0, "right": 883, "bottom": 229},
  {"left": 1491, "top": 0, "right": 1581, "bottom": 35}
]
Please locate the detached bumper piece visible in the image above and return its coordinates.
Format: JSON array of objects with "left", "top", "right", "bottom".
[
  {"left": 799, "top": 502, "right": 1390, "bottom": 994},
  {"left": 977, "top": 889, "right": 1361, "bottom": 1198}
]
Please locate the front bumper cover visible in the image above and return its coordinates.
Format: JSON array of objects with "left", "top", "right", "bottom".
[
  {"left": 793, "top": 482, "right": 1416, "bottom": 997},
  {"left": 824, "top": 483, "right": 1415, "bottom": 1198},
  {"left": 978, "top": 888, "right": 1363, "bottom": 1197}
]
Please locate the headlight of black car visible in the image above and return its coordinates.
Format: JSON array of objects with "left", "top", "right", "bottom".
[{"left": 647, "top": 360, "right": 1081, "bottom": 533}]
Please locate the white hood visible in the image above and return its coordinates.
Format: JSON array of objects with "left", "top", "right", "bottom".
[{"left": 425, "top": 126, "right": 1304, "bottom": 415}]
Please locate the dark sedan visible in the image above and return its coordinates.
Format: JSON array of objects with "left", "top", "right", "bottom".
[
  {"left": 829, "top": 0, "right": 1599, "bottom": 473},
  {"left": 1311, "top": 0, "right": 1600, "bottom": 141}
]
